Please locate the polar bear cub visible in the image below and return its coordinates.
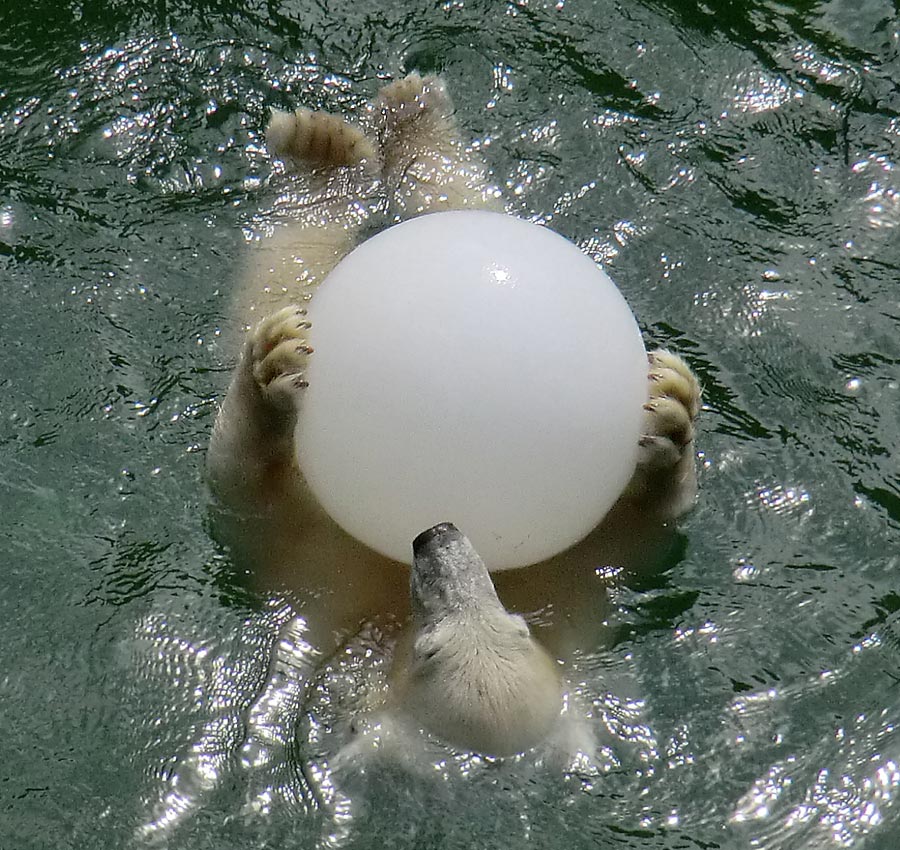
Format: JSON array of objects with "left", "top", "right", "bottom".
[{"left": 208, "top": 74, "right": 701, "bottom": 759}]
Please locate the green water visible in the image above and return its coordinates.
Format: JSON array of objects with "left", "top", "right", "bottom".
[{"left": 2, "top": 0, "right": 899, "bottom": 847}]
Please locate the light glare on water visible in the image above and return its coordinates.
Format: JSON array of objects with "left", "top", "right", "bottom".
[{"left": 0, "top": 1, "right": 898, "bottom": 848}]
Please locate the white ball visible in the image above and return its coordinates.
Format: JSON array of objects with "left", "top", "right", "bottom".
[{"left": 296, "top": 211, "right": 646, "bottom": 569}]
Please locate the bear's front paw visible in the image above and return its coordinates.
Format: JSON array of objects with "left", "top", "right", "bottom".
[
  {"left": 638, "top": 350, "right": 701, "bottom": 472},
  {"left": 617, "top": 349, "right": 702, "bottom": 519},
  {"left": 620, "top": 349, "right": 701, "bottom": 517},
  {"left": 244, "top": 306, "right": 313, "bottom": 411}
]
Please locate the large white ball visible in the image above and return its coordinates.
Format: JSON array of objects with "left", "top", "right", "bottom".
[{"left": 296, "top": 211, "right": 646, "bottom": 570}]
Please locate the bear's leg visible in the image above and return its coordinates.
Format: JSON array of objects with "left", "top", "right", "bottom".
[
  {"left": 620, "top": 349, "right": 702, "bottom": 518},
  {"left": 373, "top": 72, "right": 503, "bottom": 217},
  {"left": 233, "top": 109, "right": 383, "bottom": 325},
  {"left": 213, "top": 108, "right": 387, "bottom": 507},
  {"left": 491, "top": 351, "right": 700, "bottom": 660}
]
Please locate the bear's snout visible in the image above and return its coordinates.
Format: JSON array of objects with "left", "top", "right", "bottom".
[{"left": 412, "top": 522, "right": 462, "bottom": 558}]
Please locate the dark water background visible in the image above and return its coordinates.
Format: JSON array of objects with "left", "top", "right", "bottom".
[{"left": 1, "top": 0, "right": 899, "bottom": 847}]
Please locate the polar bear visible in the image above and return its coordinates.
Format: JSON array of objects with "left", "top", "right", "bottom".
[{"left": 207, "top": 74, "right": 701, "bottom": 759}]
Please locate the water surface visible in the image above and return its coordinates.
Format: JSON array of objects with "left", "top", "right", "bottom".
[{"left": 1, "top": 1, "right": 899, "bottom": 847}]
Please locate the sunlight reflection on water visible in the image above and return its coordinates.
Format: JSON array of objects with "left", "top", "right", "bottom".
[{"left": 1, "top": 1, "right": 899, "bottom": 848}]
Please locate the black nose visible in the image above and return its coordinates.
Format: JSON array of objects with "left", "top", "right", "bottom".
[{"left": 412, "top": 522, "right": 461, "bottom": 558}]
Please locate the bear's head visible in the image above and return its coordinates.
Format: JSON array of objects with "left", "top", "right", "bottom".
[{"left": 396, "top": 522, "right": 563, "bottom": 757}]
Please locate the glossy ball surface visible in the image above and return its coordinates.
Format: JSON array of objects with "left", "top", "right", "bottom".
[{"left": 296, "top": 211, "right": 646, "bottom": 569}]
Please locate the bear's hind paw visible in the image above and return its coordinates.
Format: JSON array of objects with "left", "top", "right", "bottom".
[
  {"left": 267, "top": 108, "right": 379, "bottom": 170},
  {"left": 246, "top": 306, "right": 313, "bottom": 410},
  {"left": 376, "top": 73, "right": 453, "bottom": 124},
  {"left": 374, "top": 73, "right": 456, "bottom": 153}
]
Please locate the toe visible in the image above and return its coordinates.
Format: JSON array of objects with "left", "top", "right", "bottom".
[
  {"left": 643, "top": 396, "right": 695, "bottom": 447},
  {"left": 246, "top": 306, "right": 313, "bottom": 397},
  {"left": 647, "top": 350, "right": 701, "bottom": 418},
  {"left": 253, "top": 338, "right": 312, "bottom": 388}
]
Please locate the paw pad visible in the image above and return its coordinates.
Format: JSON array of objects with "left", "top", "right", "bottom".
[{"left": 267, "top": 109, "right": 378, "bottom": 168}]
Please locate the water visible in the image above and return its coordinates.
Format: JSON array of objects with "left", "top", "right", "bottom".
[{"left": 1, "top": 0, "right": 899, "bottom": 847}]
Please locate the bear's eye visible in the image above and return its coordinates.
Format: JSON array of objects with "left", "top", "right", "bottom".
[{"left": 415, "top": 643, "right": 440, "bottom": 663}]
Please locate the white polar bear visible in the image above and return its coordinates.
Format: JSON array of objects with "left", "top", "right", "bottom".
[{"left": 207, "top": 74, "right": 701, "bottom": 759}]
